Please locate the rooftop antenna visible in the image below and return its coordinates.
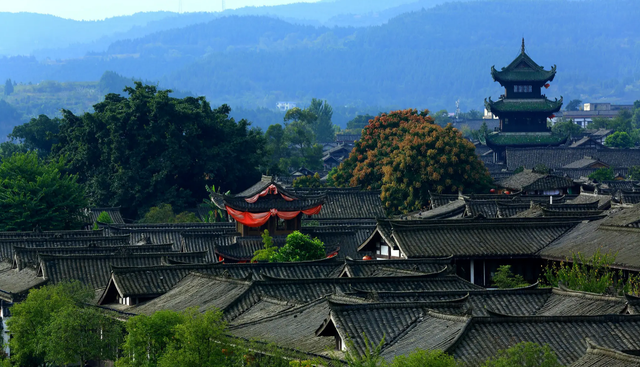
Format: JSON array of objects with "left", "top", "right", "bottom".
[{"left": 455, "top": 99, "right": 461, "bottom": 119}]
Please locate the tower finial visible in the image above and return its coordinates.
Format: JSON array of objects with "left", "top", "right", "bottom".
[{"left": 521, "top": 38, "right": 525, "bottom": 54}]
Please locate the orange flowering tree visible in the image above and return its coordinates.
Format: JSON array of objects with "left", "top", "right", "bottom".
[{"left": 331, "top": 109, "right": 491, "bottom": 214}]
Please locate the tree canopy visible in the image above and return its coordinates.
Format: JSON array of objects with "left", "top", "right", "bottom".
[
  {"left": 481, "top": 342, "right": 561, "bottom": 367},
  {"left": 331, "top": 109, "right": 491, "bottom": 215},
  {"left": 7, "top": 281, "right": 121, "bottom": 367},
  {"left": 588, "top": 167, "right": 615, "bottom": 182},
  {"left": 52, "top": 82, "right": 266, "bottom": 219},
  {"left": 254, "top": 230, "right": 326, "bottom": 262},
  {"left": 605, "top": 131, "right": 634, "bottom": 148},
  {"left": 8, "top": 114, "right": 60, "bottom": 155},
  {"left": 0, "top": 152, "right": 87, "bottom": 231}
]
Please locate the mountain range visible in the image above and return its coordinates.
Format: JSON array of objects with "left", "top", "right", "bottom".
[{"left": 0, "top": 0, "right": 638, "bottom": 132}]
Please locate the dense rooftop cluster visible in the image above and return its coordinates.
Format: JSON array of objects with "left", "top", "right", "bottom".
[{"left": 1, "top": 173, "right": 640, "bottom": 366}]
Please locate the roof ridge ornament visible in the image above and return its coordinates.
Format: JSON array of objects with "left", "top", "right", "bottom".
[{"left": 521, "top": 37, "right": 525, "bottom": 54}]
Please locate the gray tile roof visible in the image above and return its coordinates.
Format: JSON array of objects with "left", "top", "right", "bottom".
[
  {"left": 380, "top": 311, "right": 470, "bottom": 361},
  {"left": 540, "top": 218, "right": 640, "bottom": 272},
  {"left": 498, "top": 171, "right": 576, "bottom": 191},
  {"left": 562, "top": 157, "right": 607, "bottom": 169},
  {"left": 88, "top": 207, "right": 125, "bottom": 224},
  {"left": 536, "top": 288, "right": 628, "bottom": 316},
  {"left": 131, "top": 273, "right": 252, "bottom": 315},
  {"left": 569, "top": 340, "right": 640, "bottom": 367},
  {"left": 447, "top": 315, "right": 640, "bottom": 366},
  {"left": 229, "top": 298, "right": 336, "bottom": 355},
  {"left": 13, "top": 243, "right": 175, "bottom": 270},
  {"left": 180, "top": 231, "right": 239, "bottom": 262},
  {"left": 39, "top": 252, "right": 207, "bottom": 289},
  {"left": 383, "top": 218, "right": 578, "bottom": 258},
  {"left": 0, "top": 235, "right": 130, "bottom": 262},
  {"left": 0, "top": 261, "right": 47, "bottom": 302},
  {"left": 401, "top": 199, "right": 466, "bottom": 220},
  {"left": 0, "top": 229, "right": 106, "bottom": 239},
  {"left": 342, "top": 258, "right": 450, "bottom": 278},
  {"left": 294, "top": 188, "right": 385, "bottom": 220},
  {"left": 506, "top": 147, "right": 640, "bottom": 171}
]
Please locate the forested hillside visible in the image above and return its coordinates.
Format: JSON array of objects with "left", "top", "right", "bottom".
[{"left": 0, "top": 0, "right": 638, "bottom": 131}]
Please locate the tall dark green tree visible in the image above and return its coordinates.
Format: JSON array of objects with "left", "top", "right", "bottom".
[
  {"left": 307, "top": 98, "right": 336, "bottom": 143},
  {"left": 565, "top": 99, "right": 582, "bottom": 111},
  {"left": 8, "top": 115, "right": 60, "bottom": 155},
  {"left": 4, "top": 79, "right": 14, "bottom": 95},
  {"left": 53, "top": 83, "right": 266, "bottom": 219},
  {"left": 0, "top": 152, "right": 87, "bottom": 231}
]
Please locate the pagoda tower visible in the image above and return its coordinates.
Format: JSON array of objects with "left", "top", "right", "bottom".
[{"left": 484, "top": 39, "right": 565, "bottom": 163}]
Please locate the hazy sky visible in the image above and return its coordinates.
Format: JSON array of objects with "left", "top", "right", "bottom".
[{"left": 0, "top": 0, "right": 319, "bottom": 20}]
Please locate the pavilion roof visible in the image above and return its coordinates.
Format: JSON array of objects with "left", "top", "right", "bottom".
[
  {"left": 490, "top": 40, "right": 557, "bottom": 85},
  {"left": 485, "top": 96, "right": 563, "bottom": 115}
]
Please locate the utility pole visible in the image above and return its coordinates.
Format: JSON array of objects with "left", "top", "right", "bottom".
[
  {"left": 222, "top": 0, "right": 226, "bottom": 11},
  {"left": 179, "top": 0, "right": 183, "bottom": 13}
]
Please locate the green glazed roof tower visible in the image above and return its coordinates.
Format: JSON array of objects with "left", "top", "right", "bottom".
[{"left": 484, "top": 39, "right": 565, "bottom": 162}]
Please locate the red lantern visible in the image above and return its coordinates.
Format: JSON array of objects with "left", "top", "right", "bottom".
[
  {"left": 218, "top": 255, "right": 224, "bottom": 262},
  {"left": 549, "top": 114, "right": 556, "bottom": 119},
  {"left": 544, "top": 83, "right": 550, "bottom": 88},
  {"left": 504, "top": 191, "right": 511, "bottom": 195},
  {"left": 362, "top": 255, "right": 373, "bottom": 261},
  {"left": 490, "top": 189, "right": 496, "bottom": 193}
]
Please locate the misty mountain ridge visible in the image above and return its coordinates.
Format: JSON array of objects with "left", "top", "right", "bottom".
[
  {"left": 1, "top": 0, "right": 468, "bottom": 59},
  {"left": 0, "top": 0, "right": 638, "bottom": 132}
]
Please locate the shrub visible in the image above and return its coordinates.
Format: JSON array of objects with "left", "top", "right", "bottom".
[
  {"left": 481, "top": 342, "right": 561, "bottom": 367},
  {"left": 492, "top": 265, "right": 529, "bottom": 289}
]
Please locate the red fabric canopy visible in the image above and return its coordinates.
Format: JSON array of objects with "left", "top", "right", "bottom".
[
  {"left": 226, "top": 205, "right": 323, "bottom": 227},
  {"left": 244, "top": 184, "right": 296, "bottom": 203}
]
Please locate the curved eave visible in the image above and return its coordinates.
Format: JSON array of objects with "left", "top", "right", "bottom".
[
  {"left": 485, "top": 96, "right": 563, "bottom": 116},
  {"left": 491, "top": 65, "right": 557, "bottom": 86},
  {"left": 223, "top": 197, "right": 325, "bottom": 213},
  {"left": 485, "top": 133, "right": 568, "bottom": 149}
]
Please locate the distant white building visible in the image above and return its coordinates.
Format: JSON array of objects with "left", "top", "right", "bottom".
[{"left": 276, "top": 101, "right": 297, "bottom": 111}]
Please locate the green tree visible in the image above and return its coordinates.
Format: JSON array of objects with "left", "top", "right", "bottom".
[
  {"left": 492, "top": 265, "right": 529, "bottom": 289},
  {"left": 605, "top": 131, "right": 634, "bottom": 148},
  {"left": 565, "top": 99, "right": 582, "bottom": 111},
  {"left": 53, "top": 83, "right": 266, "bottom": 219},
  {"left": 588, "top": 167, "right": 614, "bottom": 182},
  {"left": 532, "top": 164, "right": 550, "bottom": 174},
  {"left": 117, "top": 310, "right": 187, "bottom": 367},
  {"left": 551, "top": 119, "right": 583, "bottom": 136},
  {"left": 430, "top": 109, "right": 452, "bottom": 127},
  {"left": 293, "top": 173, "right": 325, "bottom": 188},
  {"left": 540, "top": 250, "right": 635, "bottom": 294},
  {"left": 308, "top": 98, "right": 337, "bottom": 143},
  {"left": 265, "top": 123, "right": 288, "bottom": 174},
  {"left": 390, "top": 350, "right": 457, "bottom": 367},
  {"left": 97, "top": 211, "right": 113, "bottom": 224},
  {"left": 342, "top": 334, "right": 385, "bottom": 367},
  {"left": 332, "top": 109, "right": 491, "bottom": 215},
  {"left": 8, "top": 115, "right": 60, "bottom": 155},
  {"left": 157, "top": 308, "right": 237, "bottom": 367},
  {"left": 93, "top": 210, "right": 113, "bottom": 230},
  {"left": 4, "top": 79, "right": 13, "bottom": 96},
  {"left": 7, "top": 281, "right": 99, "bottom": 366},
  {"left": 481, "top": 342, "right": 561, "bottom": 367},
  {"left": 271, "top": 231, "right": 325, "bottom": 262},
  {"left": 141, "top": 203, "right": 200, "bottom": 223},
  {"left": 252, "top": 230, "right": 279, "bottom": 262},
  {"left": 283, "top": 108, "right": 324, "bottom": 170},
  {"left": 629, "top": 166, "right": 640, "bottom": 180},
  {"left": 45, "top": 306, "right": 122, "bottom": 366},
  {"left": 345, "top": 114, "right": 376, "bottom": 134},
  {"left": 0, "top": 152, "right": 88, "bottom": 231}
]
